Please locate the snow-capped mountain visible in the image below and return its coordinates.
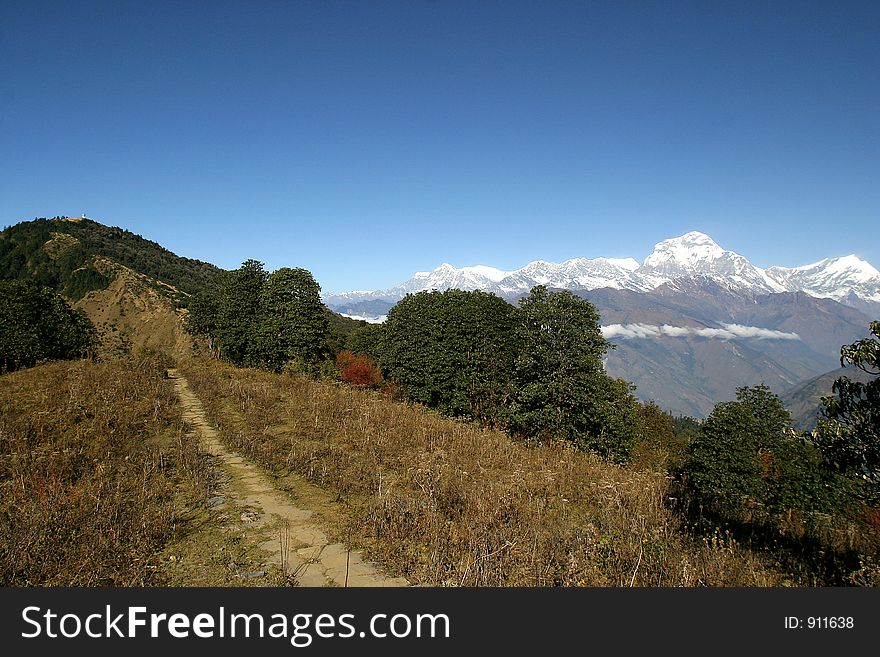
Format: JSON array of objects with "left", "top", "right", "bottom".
[
  {"left": 324, "top": 232, "right": 880, "bottom": 318},
  {"left": 640, "top": 231, "right": 785, "bottom": 293},
  {"left": 494, "top": 257, "right": 644, "bottom": 295},
  {"left": 766, "top": 255, "right": 880, "bottom": 313},
  {"left": 323, "top": 230, "right": 878, "bottom": 417},
  {"left": 398, "top": 263, "right": 510, "bottom": 294}
]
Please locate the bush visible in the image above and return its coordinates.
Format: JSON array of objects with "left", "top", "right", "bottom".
[
  {"left": 338, "top": 351, "right": 382, "bottom": 386},
  {"left": 0, "top": 281, "right": 97, "bottom": 373}
]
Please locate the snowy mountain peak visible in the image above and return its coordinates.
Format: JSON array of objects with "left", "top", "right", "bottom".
[
  {"left": 604, "top": 257, "right": 641, "bottom": 271},
  {"left": 464, "top": 265, "right": 512, "bottom": 282},
  {"left": 820, "top": 255, "right": 879, "bottom": 279},
  {"left": 643, "top": 231, "right": 727, "bottom": 270},
  {"left": 765, "top": 253, "right": 880, "bottom": 311},
  {"left": 324, "top": 232, "right": 880, "bottom": 318}
]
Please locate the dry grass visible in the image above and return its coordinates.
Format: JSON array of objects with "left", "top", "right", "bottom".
[
  {"left": 182, "top": 360, "right": 783, "bottom": 586},
  {"left": 0, "top": 357, "right": 212, "bottom": 585}
]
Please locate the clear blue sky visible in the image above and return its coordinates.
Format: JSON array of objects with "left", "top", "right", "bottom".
[{"left": 1, "top": 0, "right": 878, "bottom": 292}]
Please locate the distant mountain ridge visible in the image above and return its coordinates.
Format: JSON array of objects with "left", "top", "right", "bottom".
[
  {"left": 324, "top": 231, "right": 880, "bottom": 318},
  {"left": 780, "top": 365, "right": 877, "bottom": 431},
  {"left": 580, "top": 283, "right": 872, "bottom": 417}
]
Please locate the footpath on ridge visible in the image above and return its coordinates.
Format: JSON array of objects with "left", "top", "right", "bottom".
[{"left": 168, "top": 368, "right": 409, "bottom": 588}]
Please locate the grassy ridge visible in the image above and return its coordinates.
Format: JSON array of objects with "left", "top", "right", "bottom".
[
  {"left": 182, "top": 360, "right": 781, "bottom": 586},
  {"left": 0, "top": 358, "right": 211, "bottom": 585}
]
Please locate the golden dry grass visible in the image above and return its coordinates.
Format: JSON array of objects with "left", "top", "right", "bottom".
[
  {"left": 0, "top": 357, "right": 211, "bottom": 585},
  {"left": 182, "top": 360, "right": 783, "bottom": 586}
]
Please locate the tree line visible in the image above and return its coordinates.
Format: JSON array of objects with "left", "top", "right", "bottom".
[
  {"left": 3, "top": 248, "right": 875, "bottom": 580},
  {"left": 188, "top": 261, "right": 879, "bottom": 491},
  {"left": 188, "top": 262, "right": 655, "bottom": 463},
  {"left": 186, "top": 260, "right": 329, "bottom": 372}
]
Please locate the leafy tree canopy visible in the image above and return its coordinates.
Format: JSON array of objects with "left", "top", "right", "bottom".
[
  {"left": 509, "top": 286, "right": 641, "bottom": 462},
  {"left": 256, "top": 267, "right": 329, "bottom": 370},
  {"left": 380, "top": 289, "right": 519, "bottom": 422},
  {"left": 186, "top": 260, "right": 329, "bottom": 372},
  {"left": 0, "top": 281, "right": 97, "bottom": 373},
  {"left": 687, "top": 385, "right": 844, "bottom": 520}
]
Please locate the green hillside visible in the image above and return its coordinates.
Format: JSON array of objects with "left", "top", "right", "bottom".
[{"left": 0, "top": 216, "right": 223, "bottom": 304}]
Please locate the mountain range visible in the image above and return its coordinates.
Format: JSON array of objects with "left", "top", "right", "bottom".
[
  {"left": 325, "top": 232, "right": 879, "bottom": 418},
  {"left": 325, "top": 231, "right": 880, "bottom": 318}
]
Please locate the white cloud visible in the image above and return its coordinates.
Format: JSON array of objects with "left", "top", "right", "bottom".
[
  {"left": 659, "top": 324, "right": 691, "bottom": 337},
  {"left": 601, "top": 322, "right": 800, "bottom": 341},
  {"left": 339, "top": 313, "right": 387, "bottom": 324}
]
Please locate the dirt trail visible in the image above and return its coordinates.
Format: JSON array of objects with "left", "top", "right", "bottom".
[{"left": 168, "top": 368, "right": 408, "bottom": 587}]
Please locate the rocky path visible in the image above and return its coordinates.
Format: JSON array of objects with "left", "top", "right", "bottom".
[{"left": 168, "top": 368, "right": 408, "bottom": 587}]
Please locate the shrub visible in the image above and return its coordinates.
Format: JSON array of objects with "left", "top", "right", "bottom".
[{"left": 340, "top": 353, "right": 382, "bottom": 387}]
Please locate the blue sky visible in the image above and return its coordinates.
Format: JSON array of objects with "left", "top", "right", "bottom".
[{"left": 1, "top": 0, "right": 878, "bottom": 292}]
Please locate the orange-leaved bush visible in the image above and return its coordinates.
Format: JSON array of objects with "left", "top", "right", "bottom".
[{"left": 337, "top": 351, "right": 382, "bottom": 386}]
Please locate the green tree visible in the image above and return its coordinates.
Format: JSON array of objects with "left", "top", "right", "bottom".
[
  {"left": 185, "top": 291, "right": 220, "bottom": 356},
  {"left": 214, "top": 260, "right": 267, "bottom": 366},
  {"left": 687, "top": 396, "right": 769, "bottom": 517},
  {"left": 687, "top": 385, "right": 790, "bottom": 517},
  {"left": 380, "top": 289, "right": 519, "bottom": 421},
  {"left": 347, "top": 322, "right": 385, "bottom": 361},
  {"left": 255, "top": 267, "right": 328, "bottom": 371},
  {"left": 765, "top": 434, "right": 845, "bottom": 517},
  {"left": 814, "top": 320, "right": 880, "bottom": 501},
  {"left": 686, "top": 384, "right": 841, "bottom": 520},
  {"left": 0, "top": 281, "right": 97, "bottom": 372},
  {"left": 509, "top": 286, "right": 641, "bottom": 462}
]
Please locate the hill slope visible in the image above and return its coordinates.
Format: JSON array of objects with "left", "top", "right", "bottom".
[
  {"left": 0, "top": 216, "right": 223, "bottom": 304},
  {"left": 1, "top": 216, "right": 369, "bottom": 361},
  {"left": 780, "top": 365, "right": 877, "bottom": 431},
  {"left": 73, "top": 257, "right": 194, "bottom": 360},
  {"left": 579, "top": 282, "right": 872, "bottom": 418}
]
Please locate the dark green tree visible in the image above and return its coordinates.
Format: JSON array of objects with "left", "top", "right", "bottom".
[
  {"left": 255, "top": 267, "right": 328, "bottom": 371},
  {"left": 686, "top": 384, "right": 842, "bottom": 520},
  {"left": 814, "top": 320, "right": 880, "bottom": 501},
  {"left": 0, "top": 281, "right": 97, "bottom": 372},
  {"left": 325, "top": 310, "right": 368, "bottom": 357},
  {"left": 346, "top": 322, "right": 385, "bottom": 362},
  {"left": 509, "top": 286, "right": 641, "bottom": 462},
  {"left": 185, "top": 290, "right": 220, "bottom": 357},
  {"left": 687, "top": 396, "right": 769, "bottom": 517},
  {"left": 380, "top": 289, "right": 519, "bottom": 421},
  {"left": 687, "top": 385, "right": 791, "bottom": 516},
  {"left": 215, "top": 260, "right": 267, "bottom": 366}
]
